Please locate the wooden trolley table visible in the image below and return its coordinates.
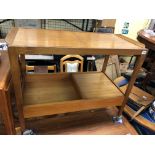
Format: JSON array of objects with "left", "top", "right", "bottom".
[{"left": 6, "top": 28, "right": 147, "bottom": 131}]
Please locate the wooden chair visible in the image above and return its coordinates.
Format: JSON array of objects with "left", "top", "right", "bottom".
[
  {"left": 60, "top": 55, "right": 84, "bottom": 72},
  {"left": 26, "top": 65, "right": 56, "bottom": 73},
  {"left": 120, "top": 85, "right": 154, "bottom": 120},
  {"left": 47, "top": 65, "right": 57, "bottom": 72},
  {"left": 26, "top": 65, "right": 35, "bottom": 72}
]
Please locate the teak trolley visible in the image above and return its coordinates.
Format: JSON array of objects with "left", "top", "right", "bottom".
[{"left": 6, "top": 28, "right": 147, "bottom": 132}]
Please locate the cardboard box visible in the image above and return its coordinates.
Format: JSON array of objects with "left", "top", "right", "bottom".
[{"left": 98, "top": 19, "right": 116, "bottom": 27}]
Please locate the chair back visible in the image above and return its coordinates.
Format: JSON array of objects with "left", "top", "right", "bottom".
[
  {"left": 60, "top": 55, "right": 83, "bottom": 72},
  {"left": 26, "top": 65, "right": 56, "bottom": 73}
]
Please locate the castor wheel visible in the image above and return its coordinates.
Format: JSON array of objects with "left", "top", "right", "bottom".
[
  {"left": 112, "top": 115, "right": 123, "bottom": 124},
  {"left": 22, "top": 129, "right": 36, "bottom": 135}
]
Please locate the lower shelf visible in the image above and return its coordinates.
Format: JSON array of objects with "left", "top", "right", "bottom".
[
  {"left": 23, "top": 72, "right": 124, "bottom": 118},
  {"left": 24, "top": 73, "right": 80, "bottom": 105}
]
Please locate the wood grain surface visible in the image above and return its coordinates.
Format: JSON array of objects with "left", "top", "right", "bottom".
[{"left": 6, "top": 28, "right": 146, "bottom": 55}]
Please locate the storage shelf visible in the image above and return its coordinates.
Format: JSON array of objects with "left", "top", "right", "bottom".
[
  {"left": 23, "top": 73, "right": 80, "bottom": 105},
  {"left": 24, "top": 72, "right": 123, "bottom": 105},
  {"left": 72, "top": 72, "right": 123, "bottom": 99},
  {"left": 23, "top": 72, "right": 124, "bottom": 118}
]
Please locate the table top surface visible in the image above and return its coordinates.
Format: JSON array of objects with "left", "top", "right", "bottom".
[
  {"left": 138, "top": 29, "right": 155, "bottom": 45},
  {"left": 6, "top": 28, "right": 145, "bottom": 54}
]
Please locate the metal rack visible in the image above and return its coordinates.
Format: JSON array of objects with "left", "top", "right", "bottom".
[
  {"left": 1, "top": 19, "right": 95, "bottom": 38},
  {"left": 0, "top": 19, "right": 15, "bottom": 38},
  {"left": 41, "top": 19, "right": 95, "bottom": 32}
]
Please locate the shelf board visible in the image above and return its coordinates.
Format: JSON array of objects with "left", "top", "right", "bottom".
[
  {"left": 72, "top": 72, "right": 123, "bottom": 99},
  {"left": 23, "top": 72, "right": 124, "bottom": 118},
  {"left": 23, "top": 73, "right": 80, "bottom": 106}
]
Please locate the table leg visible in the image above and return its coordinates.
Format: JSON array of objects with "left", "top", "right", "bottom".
[
  {"left": 1, "top": 91, "right": 15, "bottom": 134},
  {"left": 128, "top": 56, "right": 134, "bottom": 69},
  {"left": 20, "top": 54, "right": 26, "bottom": 81},
  {"left": 118, "top": 52, "right": 147, "bottom": 117},
  {"left": 8, "top": 48, "right": 25, "bottom": 131},
  {"left": 102, "top": 55, "right": 109, "bottom": 73}
]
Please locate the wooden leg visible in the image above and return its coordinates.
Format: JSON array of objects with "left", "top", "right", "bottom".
[
  {"left": 20, "top": 54, "right": 26, "bottom": 77},
  {"left": 118, "top": 52, "right": 147, "bottom": 116},
  {"left": 102, "top": 55, "right": 109, "bottom": 73},
  {"left": 20, "top": 54, "right": 26, "bottom": 89},
  {"left": 1, "top": 91, "right": 16, "bottom": 134},
  {"left": 8, "top": 48, "right": 25, "bottom": 131},
  {"left": 131, "top": 106, "right": 145, "bottom": 121},
  {"left": 128, "top": 56, "right": 134, "bottom": 69}
]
